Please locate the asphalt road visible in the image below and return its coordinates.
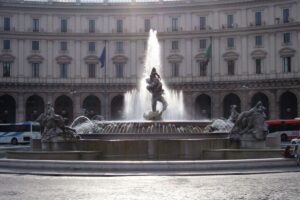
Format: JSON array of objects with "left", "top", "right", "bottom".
[{"left": 0, "top": 172, "right": 299, "bottom": 200}]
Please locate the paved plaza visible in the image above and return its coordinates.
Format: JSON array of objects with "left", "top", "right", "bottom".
[{"left": 0, "top": 172, "right": 299, "bottom": 200}]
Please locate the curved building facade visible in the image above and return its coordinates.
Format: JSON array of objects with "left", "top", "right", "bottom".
[{"left": 0, "top": 0, "right": 299, "bottom": 122}]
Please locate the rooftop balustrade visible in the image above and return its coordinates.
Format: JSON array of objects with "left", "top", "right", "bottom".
[{"left": 2, "top": 0, "right": 185, "bottom": 3}]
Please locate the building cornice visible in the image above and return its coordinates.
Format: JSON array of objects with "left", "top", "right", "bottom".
[
  {"left": 0, "top": 77, "right": 299, "bottom": 93},
  {"left": 1, "top": 22, "right": 299, "bottom": 40},
  {"left": 0, "top": 0, "right": 297, "bottom": 13}
]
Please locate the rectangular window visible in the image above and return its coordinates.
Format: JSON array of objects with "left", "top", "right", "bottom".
[
  {"left": 283, "top": 57, "right": 291, "bottom": 73},
  {"left": 88, "top": 64, "right": 96, "bottom": 78},
  {"left": 32, "top": 63, "right": 39, "bottom": 78},
  {"left": 60, "top": 41, "right": 67, "bottom": 51},
  {"left": 227, "top": 38, "right": 234, "bottom": 48},
  {"left": 199, "top": 61, "right": 207, "bottom": 76},
  {"left": 144, "top": 19, "right": 151, "bottom": 32},
  {"left": 117, "top": 19, "right": 123, "bottom": 33},
  {"left": 116, "top": 41, "right": 123, "bottom": 53},
  {"left": 3, "top": 62, "right": 11, "bottom": 77},
  {"left": 255, "top": 59, "right": 262, "bottom": 74},
  {"left": 171, "top": 63, "right": 179, "bottom": 77},
  {"left": 199, "top": 39, "right": 206, "bottom": 49},
  {"left": 60, "top": 64, "right": 68, "bottom": 78},
  {"left": 88, "top": 42, "right": 96, "bottom": 52},
  {"left": 255, "top": 35, "right": 262, "bottom": 47},
  {"left": 171, "top": 17, "right": 178, "bottom": 32},
  {"left": 200, "top": 16, "right": 206, "bottom": 30},
  {"left": 228, "top": 60, "right": 235, "bottom": 75},
  {"left": 283, "top": 33, "right": 291, "bottom": 44},
  {"left": 61, "top": 19, "right": 67, "bottom": 32},
  {"left": 255, "top": 12, "right": 262, "bottom": 26},
  {"left": 116, "top": 63, "right": 124, "bottom": 78},
  {"left": 283, "top": 8, "right": 289, "bottom": 23},
  {"left": 32, "top": 19, "right": 39, "bottom": 32},
  {"left": 227, "top": 14, "right": 234, "bottom": 28},
  {"left": 89, "top": 19, "right": 95, "bottom": 33},
  {"left": 32, "top": 41, "right": 39, "bottom": 51},
  {"left": 171, "top": 41, "right": 179, "bottom": 50},
  {"left": 3, "top": 40, "right": 10, "bottom": 50},
  {"left": 4, "top": 17, "right": 10, "bottom": 31}
]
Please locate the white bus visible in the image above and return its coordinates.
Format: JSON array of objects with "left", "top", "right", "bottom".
[{"left": 0, "top": 122, "right": 41, "bottom": 145}]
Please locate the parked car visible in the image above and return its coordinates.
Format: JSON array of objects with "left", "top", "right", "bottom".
[{"left": 291, "top": 138, "right": 300, "bottom": 144}]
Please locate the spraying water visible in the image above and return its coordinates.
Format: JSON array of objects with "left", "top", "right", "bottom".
[{"left": 124, "top": 29, "right": 187, "bottom": 120}]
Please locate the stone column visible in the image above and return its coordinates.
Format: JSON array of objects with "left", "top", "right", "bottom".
[
  {"left": 185, "top": 12, "right": 192, "bottom": 31},
  {"left": 47, "top": 93, "right": 54, "bottom": 105},
  {"left": 105, "top": 94, "right": 111, "bottom": 120},
  {"left": 218, "top": 92, "right": 225, "bottom": 118},
  {"left": 47, "top": 14, "right": 53, "bottom": 32},
  {"left": 269, "top": 90, "right": 277, "bottom": 119},
  {"left": 130, "top": 14, "right": 136, "bottom": 33},
  {"left": 274, "top": 90, "right": 280, "bottom": 119},
  {"left": 75, "top": 40, "right": 81, "bottom": 78},
  {"left": 213, "top": 10, "right": 219, "bottom": 29},
  {"left": 213, "top": 92, "right": 222, "bottom": 119},
  {"left": 130, "top": 40, "right": 137, "bottom": 79},
  {"left": 16, "top": 94, "right": 25, "bottom": 122},
  {"left": 269, "top": 5, "right": 275, "bottom": 25},
  {"left": 18, "top": 13, "right": 24, "bottom": 32},
  {"left": 47, "top": 40, "right": 53, "bottom": 78},
  {"left": 269, "top": 33, "right": 276, "bottom": 74},
  {"left": 241, "top": 36, "right": 248, "bottom": 75},
  {"left": 240, "top": 9, "right": 247, "bottom": 28},
  {"left": 103, "top": 15, "right": 109, "bottom": 33},
  {"left": 185, "top": 38, "right": 192, "bottom": 77},
  {"left": 18, "top": 39, "right": 24, "bottom": 77},
  {"left": 74, "top": 95, "right": 81, "bottom": 118},
  {"left": 158, "top": 14, "right": 164, "bottom": 32},
  {"left": 241, "top": 91, "right": 249, "bottom": 112},
  {"left": 184, "top": 92, "right": 193, "bottom": 120},
  {"left": 213, "top": 36, "right": 221, "bottom": 77},
  {"left": 75, "top": 14, "right": 81, "bottom": 33}
]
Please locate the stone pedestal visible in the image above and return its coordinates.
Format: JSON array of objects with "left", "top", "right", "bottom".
[
  {"left": 31, "top": 139, "right": 42, "bottom": 151},
  {"left": 240, "top": 139, "right": 266, "bottom": 149},
  {"left": 41, "top": 137, "right": 79, "bottom": 151},
  {"left": 266, "top": 134, "right": 281, "bottom": 149},
  {"left": 239, "top": 133, "right": 267, "bottom": 149}
]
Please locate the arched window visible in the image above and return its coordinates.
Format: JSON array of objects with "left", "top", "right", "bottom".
[
  {"left": 195, "top": 94, "right": 211, "bottom": 119},
  {"left": 223, "top": 93, "right": 241, "bottom": 118},
  {"left": 26, "top": 95, "right": 44, "bottom": 121},
  {"left": 279, "top": 92, "right": 298, "bottom": 119}
]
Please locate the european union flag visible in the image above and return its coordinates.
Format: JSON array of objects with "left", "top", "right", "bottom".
[{"left": 99, "top": 47, "right": 106, "bottom": 68}]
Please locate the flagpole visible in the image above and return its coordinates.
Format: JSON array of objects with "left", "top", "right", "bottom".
[
  {"left": 209, "top": 36, "right": 213, "bottom": 119},
  {"left": 104, "top": 40, "right": 107, "bottom": 120}
]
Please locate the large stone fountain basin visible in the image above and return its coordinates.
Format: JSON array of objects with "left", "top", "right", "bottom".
[{"left": 30, "top": 137, "right": 236, "bottom": 160}]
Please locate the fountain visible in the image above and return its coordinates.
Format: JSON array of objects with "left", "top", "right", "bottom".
[
  {"left": 124, "top": 29, "right": 186, "bottom": 120},
  {"left": 7, "top": 30, "right": 283, "bottom": 162},
  {"left": 70, "top": 29, "right": 209, "bottom": 135}
]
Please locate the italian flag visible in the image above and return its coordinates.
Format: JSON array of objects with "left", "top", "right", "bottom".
[{"left": 204, "top": 43, "right": 212, "bottom": 67}]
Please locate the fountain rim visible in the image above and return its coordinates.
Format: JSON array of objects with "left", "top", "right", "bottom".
[{"left": 86, "top": 120, "right": 212, "bottom": 125}]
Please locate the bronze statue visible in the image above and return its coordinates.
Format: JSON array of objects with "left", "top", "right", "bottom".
[
  {"left": 144, "top": 67, "right": 168, "bottom": 120},
  {"left": 230, "top": 101, "right": 267, "bottom": 141},
  {"left": 36, "top": 102, "right": 79, "bottom": 142}
]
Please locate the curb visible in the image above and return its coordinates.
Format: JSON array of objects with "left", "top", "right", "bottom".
[{"left": 0, "top": 158, "right": 298, "bottom": 176}]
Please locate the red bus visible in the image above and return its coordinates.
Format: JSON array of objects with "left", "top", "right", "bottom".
[{"left": 266, "top": 119, "right": 300, "bottom": 141}]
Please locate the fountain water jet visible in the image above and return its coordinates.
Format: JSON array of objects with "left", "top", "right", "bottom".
[{"left": 124, "top": 29, "right": 187, "bottom": 120}]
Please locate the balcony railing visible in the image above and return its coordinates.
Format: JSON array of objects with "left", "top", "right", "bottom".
[
  {"left": 15, "top": 0, "right": 184, "bottom": 3},
  {"left": 0, "top": 72, "right": 299, "bottom": 85}
]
